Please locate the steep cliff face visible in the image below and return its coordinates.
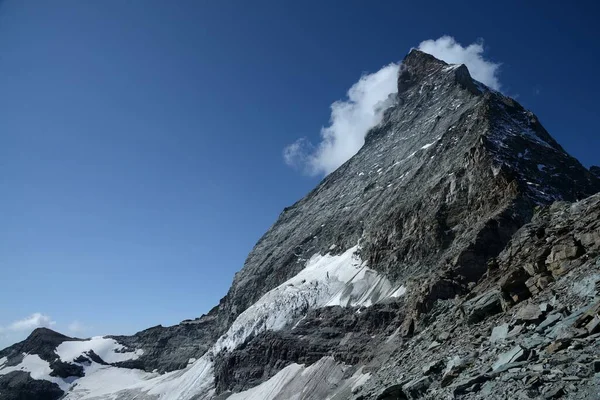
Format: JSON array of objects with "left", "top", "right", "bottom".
[
  {"left": 1, "top": 50, "right": 599, "bottom": 400},
  {"left": 217, "top": 49, "right": 598, "bottom": 333}
]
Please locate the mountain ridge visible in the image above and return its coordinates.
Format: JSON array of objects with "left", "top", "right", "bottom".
[{"left": 1, "top": 49, "right": 599, "bottom": 400}]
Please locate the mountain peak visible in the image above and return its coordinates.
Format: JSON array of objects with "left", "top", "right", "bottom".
[
  {"left": 398, "top": 49, "right": 477, "bottom": 94},
  {"left": 23, "top": 327, "right": 75, "bottom": 344},
  {"left": 403, "top": 48, "right": 447, "bottom": 69}
]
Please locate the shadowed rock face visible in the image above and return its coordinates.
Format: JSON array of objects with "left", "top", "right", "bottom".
[
  {"left": 109, "top": 308, "right": 220, "bottom": 373},
  {"left": 0, "top": 371, "right": 63, "bottom": 400},
  {"left": 1, "top": 50, "right": 599, "bottom": 400}
]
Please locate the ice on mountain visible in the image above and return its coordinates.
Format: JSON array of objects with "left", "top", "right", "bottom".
[
  {"left": 0, "top": 354, "right": 71, "bottom": 391},
  {"left": 56, "top": 336, "right": 143, "bottom": 364}
]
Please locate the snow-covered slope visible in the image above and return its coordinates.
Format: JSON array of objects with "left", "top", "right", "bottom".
[
  {"left": 226, "top": 357, "right": 371, "bottom": 400},
  {"left": 1, "top": 245, "right": 401, "bottom": 399}
]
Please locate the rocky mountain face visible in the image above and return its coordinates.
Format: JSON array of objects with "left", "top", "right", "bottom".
[{"left": 1, "top": 50, "right": 599, "bottom": 400}]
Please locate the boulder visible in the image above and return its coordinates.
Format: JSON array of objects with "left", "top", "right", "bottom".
[
  {"left": 490, "top": 323, "right": 509, "bottom": 343},
  {"left": 402, "top": 376, "right": 432, "bottom": 399},
  {"left": 515, "top": 302, "right": 544, "bottom": 322},
  {"left": 492, "top": 346, "right": 528, "bottom": 371},
  {"left": 463, "top": 290, "right": 503, "bottom": 324}
]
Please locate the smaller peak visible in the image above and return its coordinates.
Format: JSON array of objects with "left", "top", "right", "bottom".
[
  {"left": 24, "top": 327, "right": 73, "bottom": 345},
  {"left": 28, "top": 327, "right": 64, "bottom": 337}
]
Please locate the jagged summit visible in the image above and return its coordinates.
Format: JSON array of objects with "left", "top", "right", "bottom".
[
  {"left": 403, "top": 48, "right": 447, "bottom": 72},
  {"left": 1, "top": 50, "right": 599, "bottom": 400},
  {"left": 398, "top": 49, "right": 478, "bottom": 95}
]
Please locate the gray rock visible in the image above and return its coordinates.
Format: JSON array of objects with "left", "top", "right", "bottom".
[
  {"left": 543, "top": 385, "right": 565, "bottom": 399},
  {"left": 402, "top": 376, "right": 432, "bottom": 399},
  {"left": 428, "top": 341, "right": 441, "bottom": 350},
  {"left": 464, "top": 290, "right": 503, "bottom": 324},
  {"left": 490, "top": 323, "right": 509, "bottom": 343},
  {"left": 422, "top": 359, "right": 444, "bottom": 375},
  {"left": 493, "top": 346, "right": 528, "bottom": 371},
  {"left": 452, "top": 374, "right": 490, "bottom": 395},
  {"left": 536, "top": 313, "right": 562, "bottom": 333},
  {"left": 515, "top": 302, "right": 543, "bottom": 321}
]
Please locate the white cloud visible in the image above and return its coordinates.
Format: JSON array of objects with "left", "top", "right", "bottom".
[
  {"left": 418, "top": 36, "right": 501, "bottom": 90},
  {"left": 284, "top": 63, "right": 399, "bottom": 176},
  {"left": 283, "top": 36, "right": 502, "bottom": 176},
  {"left": 4, "top": 313, "right": 55, "bottom": 332},
  {"left": 67, "top": 320, "right": 86, "bottom": 334},
  {"left": 0, "top": 313, "right": 56, "bottom": 349}
]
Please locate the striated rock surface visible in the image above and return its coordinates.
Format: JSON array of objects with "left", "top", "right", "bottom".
[{"left": 1, "top": 50, "right": 599, "bottom": 399}]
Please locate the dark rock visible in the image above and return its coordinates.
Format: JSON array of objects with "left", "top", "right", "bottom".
[
  {"left": 48, "top": 360, "right": 84, "bottom": 378},
  {"left": 0, "top": 371, "right": 63, "bottom": 400},
  {"left": 545, "top": 340, "right": 571, "bottom": 354},
  {"left": 463, "top": 290, "right": 503, "bottom": 324},
  {"left": 111, "top": 309, "right": 220, "bottom": 373},
  {"left": 402, "top": 376, "right": 431, "bottom": 399},
  {"left": 543, "top": 385, "right": 565, "bottom": 399},
  {"left": 376, "top": 384, "right": 407, "bottom": 400},
  {"left": 422, "top": 359, "right": 445, "bottom": 375},
  {"left": 452, "top": 374, "right": 490, "bottom": 395}
]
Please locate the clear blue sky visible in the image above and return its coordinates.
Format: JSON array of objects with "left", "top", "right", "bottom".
[{"left": 1, "top": 0, "right": 598, "bottom": 346}]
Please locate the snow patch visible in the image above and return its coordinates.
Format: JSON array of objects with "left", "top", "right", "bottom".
[
  {"left": 389, "top": 285, "right": 407, "bottom": 298},
  {"left": 443, "top": 64, "right": 461, "bottom": 72},
  {"left": 214, "top": 245, "right": 398, "bottom": 352},
  {"left": 63, "top": 364, "right": 158, "bottom": 399},
  {"left": 0, "top": 354, "right": 72, "bottom": 391},
  {"left": 351, "top": 370, "right": 372, "bottom": 391},
  {"left": 228, "top": 362, "right": 305, "bottom": 400},
  {"left": 56, "top": 336, "right": 143, "bottom": 364},
  {"left": 228, "top": 357, "right": 372, "bottom": 400}
]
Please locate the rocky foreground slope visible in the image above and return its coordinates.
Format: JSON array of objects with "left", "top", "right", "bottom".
[{"left": 1, "top": 50, "right": 599, "bottom": 399}]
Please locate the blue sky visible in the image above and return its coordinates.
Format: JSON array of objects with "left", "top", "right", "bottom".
[{"left": 1, "top": 0, "right": 599, "bottom": 348}]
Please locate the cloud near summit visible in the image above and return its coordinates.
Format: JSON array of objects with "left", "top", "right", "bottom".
[
  {"left": 2, "top": 313, "right": 55, "bottom": 332},
  {"left": 284, "top": 36, "right": 502, "bottom": 176}
]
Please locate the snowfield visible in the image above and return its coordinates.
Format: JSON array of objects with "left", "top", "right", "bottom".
[
  {"left": 57, "top": 336, "right": 144, "bottom": 364},
  {"left": 227, "top": 357, "right": 371, "bottom": 400},
  {"left": 1, "top": 245, "right": 404, "bottom": 399}
]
